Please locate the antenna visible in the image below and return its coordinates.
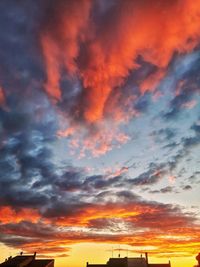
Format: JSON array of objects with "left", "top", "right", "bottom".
[
  {"left": 118, "top": 245, "right": 121, "bottom": 258},
  {"left": 112, "top": 247, "right": 113, "bottom": 258}
]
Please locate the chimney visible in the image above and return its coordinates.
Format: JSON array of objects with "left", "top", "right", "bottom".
[
  {"left": 20, "top": 252, "right": 23, "bottom": 256},
  {"left": 145, "top": 252, "right": 148, "bottom": 265},
  {"left": 34, "top": 252, "right": 36, "bottom": 259}
]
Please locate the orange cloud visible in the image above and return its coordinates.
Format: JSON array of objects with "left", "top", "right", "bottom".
[
  {"left": 140, "top": 70, "right": 166, "bottom": 94},
  {"left": 41, "top": 0, "right": 92, "bottom": 100},
  {"left": 0, "top": 206, "right": 40, "bottom": 224},
  {"left": 50, "top": 201, "right": 184, "bottom": 229},
  {"left": 40, "top": 1, "right": 200, "bottom": 158},
  {"left": 41, "top": 0, "right": 200, "bottom": 124},
  {"left": 58, "top": 120, "right": 130, "bottom": 158},
  {"left": 1, "top": 203, "right": 199, "bottom": 259},
  {"left": 0, "top": 86, "right": 5, "bottom": 106}
]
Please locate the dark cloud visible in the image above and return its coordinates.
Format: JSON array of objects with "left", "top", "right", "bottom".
[
  {"left": 150, "top": 128, "right": 176, "bottom": 144},
  {"left": 0, "top": 0, "right": 59, "bottom": 211},
  {"left": 149, "top": 186, "right": 177, "bottom": 194},
  {"left": 0, "top": 0, "right": 60, "bottom": 214},
  {"left": 126, "top": 163, "right": 166, "bottom": 186},
  {"left": 191, "top": 121, "right": 200, "bottom": 134},
  {"left": 182, "top": 185, "right": 192, "bottom": 191},
  {"left": 163, "top": 52, "right": 200, "bottom": 120},
  {"left": 188, "top": 171, "right": 200, "bottom": 184},
  {"left": 0, "top": 97, "right": 58, "bottom": 209}
]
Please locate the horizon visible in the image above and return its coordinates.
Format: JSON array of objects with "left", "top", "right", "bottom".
[{"left": 0, "top": 1, "right": 199, "bottom": 267}]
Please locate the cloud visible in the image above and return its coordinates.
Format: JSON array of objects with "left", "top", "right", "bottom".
[
  {"left": 150, "top": 128, "right": 177, "bottom": 145},
  {"left": 182, "top": 185, "right": 192, "bottom": 191},
  {"left": 0, "top": 87, "right": 6, "bottom": 106},
  {"left": 0, "top": 206, "right": 40, "bottom": 224},
  {"left": 163, "top": 52, "right": 200, "bottom": 119},
  {"left": 37, "top": 0, "right": 200, "bottom": 156},
  {"left": 0, "top": 197, "right": 199, "bottom": 257},
  {"left": 40, "top": 0, "right": 92, "bottom": 100},
  {"left": 149, "top": 186, "right": 177, "bottom": 194},
  {"left": 126, "top": 163, "right": 166, "bottom": 186}
]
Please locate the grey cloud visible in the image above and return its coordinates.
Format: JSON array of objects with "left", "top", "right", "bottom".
[
  {"left": 182, "top": 185, "right": 192, "bottom": 191},
  {"left": 149, "top": 186, "right": 178, "bottom": 194},
  {"left": 163, "top": 52, "right": 200, "bottom": 120}
]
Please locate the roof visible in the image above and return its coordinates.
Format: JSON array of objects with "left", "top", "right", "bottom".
[
  {"left": 107, "top": 257, "right": 148, "bottom": 267},
  {"left": 107, "top": 258, "right": 127, "bottom": 267},
  {"left": 26, "top": 260, "right": 54, "bottom": 267},
  {"left": 127, "top": 258, "right": 147, "bottom": 267},
  {"left": 149, "top": 264, "right": 170, "bottom": 267},
  {"left": 0, "top": 256, "right": 34, "bottom": 267},
  {"left": 87, "top": 257, "right": 171, "bottom": 267}
]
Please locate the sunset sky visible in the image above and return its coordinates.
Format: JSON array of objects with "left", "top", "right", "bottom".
[{"left": 0, "top": 1, "right": 200, "bottom": 267}]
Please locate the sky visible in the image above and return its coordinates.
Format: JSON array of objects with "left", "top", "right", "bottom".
[{"left": 0, "top": 1, "right": 200, "bottom": 267}]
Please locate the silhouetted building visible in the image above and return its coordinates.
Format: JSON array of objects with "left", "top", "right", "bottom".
[
  {"left": 0, "top": 253, "right": 54, "bottom": 267},
  {"left": 196, "top": 253, "right": 200, "bottom": 266},
  {"left": 87, "top": 253, "right": 171, "bottom": 267}
]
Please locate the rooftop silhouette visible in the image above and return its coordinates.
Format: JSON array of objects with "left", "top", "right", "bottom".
[
  {"left": 87, "top": 253, "right": 171, "bottom": 267},
  {"left": 0, "top": 253, "right": 54, "bottom": 267},
  {"left": 196, "top": 253, "right": 200, "bottom": 266}
]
